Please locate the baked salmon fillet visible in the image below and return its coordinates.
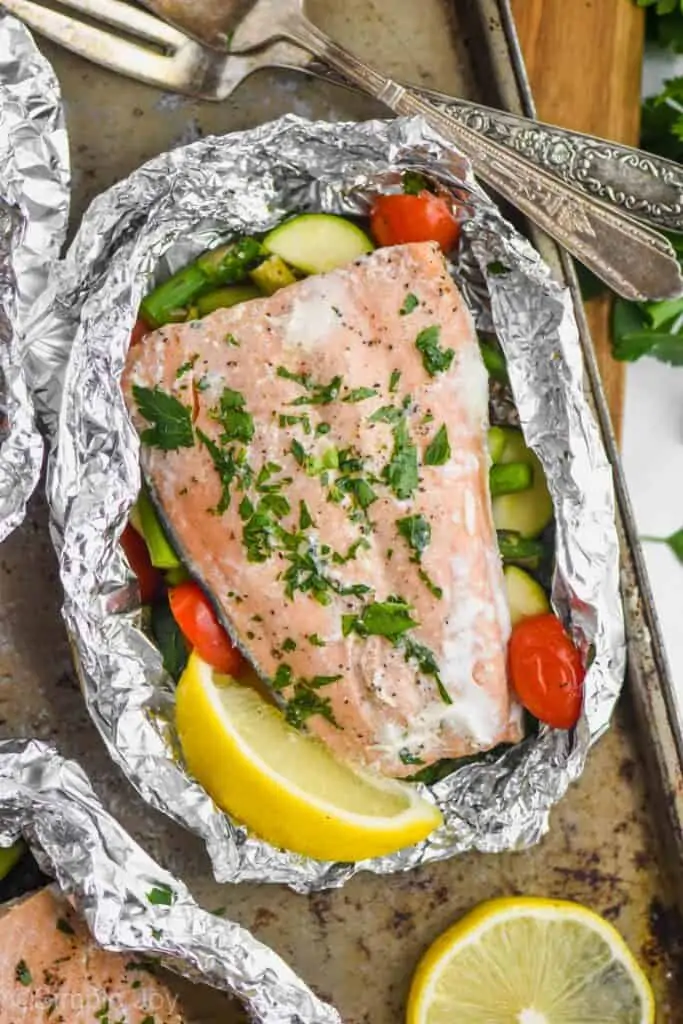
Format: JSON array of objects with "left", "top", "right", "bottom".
[
  {"left": 0, "top": 887, "right": 182, "bottom": 1021},
  {"left": 123, "top": 241, "right": 522, "bottom": 778}
]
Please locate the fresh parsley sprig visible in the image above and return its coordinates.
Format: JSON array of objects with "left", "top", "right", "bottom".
[
  {"left": 607, "top": 66, "right": 683, "bottom": 363},
  {"left": 637, "top": 0, "right": 683, "bottom": 53},
  {"left": 642, "top": 528, "right": 683, "bottom": 562}
]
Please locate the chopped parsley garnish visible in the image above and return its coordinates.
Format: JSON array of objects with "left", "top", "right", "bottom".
[
  {"left": 279, "top": 412, "right": 312, "bottom": 434},
  {"left": 424, "top": 424, "right": 451, "bottom": 466},
  {"left": 284, "top": 369, "right": 343, "bottom": 406},
  {"left": 383, "top": 418, "right": 419, "bottom": 499},
  {"left": 307, "top": 633, "right": 327, "bottom": 646},
  {"left": 243, "top": 505, "right": 282, "bottom": 562},
  {"left": 15, "top": 960, "right": 31, "bottom": 986},
  {"left": 389, "top": 369, "right": 401, "bottom": 393},
  {"left": 306, "top": 446, "right": 339, "bottom": 476},
  {"left": 212, "top": 387, "right": 254, "bottom": 444},
  {"left": 259, "top": 493, "right": 290, "bottom": 519},
  {"left": 397, "top": 514, "right": 431, "bottom": 556},
  {"left": 415, "top": 325, "right": 455, "bottom": 376},
  {"left": 343, "top": 386, "right": 378, "bottom": 402},
  {"left": 133, "top": 385, "right": 194, "bottom": 451},
  {"left": 316, "top": 422, "right": 331, "bottom": 436},
  {"left": 256, "top": 462, "right": 285, "bottom": 491},
  {"left": 291, "top": 438, "right": 339, "bottom": 476},
  {"left": 310, "top": 674, "right": 343, "bottom": 687},
  {"left": 56, "top": 916, "right": 75, "bottom": 936},
  {"left": 299, "top": 500, "right": 314, "bottom": 529},
  {"left": 176, "top": 354, "right": 198, "bottom": 378},
  {"left": 397, "top": 515, "right": 441, "bottom": 597},
  {"left": 146, "top": 883, "right": 175, "bottom": 906},
  {"left": 273, "top": 663, "right": 293, "bottom": 690},
  {"left": 418, "top": 568, "right": 443, "bottom": 599},
  {"left": 291, "top": 439, "right": 306, "bottom": 466},
  {"left": 338, "top": 476, "right": 378, "bottom": 510},
  {"left": 399, "top": 748, "right": 424, "bottom": 766},
  {"left": 343, "top": 597, "right": 418, "bottom": 639},
  {"left": 285, "top": 685, "right": 340, "bottom": 729},
  {"left": 403, "top": 637, "right": 452, "bottom": 704},
  {"left": 487, "top": 261, "right": 510, "bottom": 276},
  {"left": 239, "top": 495, "right": 254, "bottom": 521},
  {"left": 94, "top": 1002, "right": 109, "bottom": 1021},
  {"left": 400, "top": 293, "right": 419, "bottom": 316},
  {"left": 197, "top": 428, "right": 244, "bottom": 514},
  {"left": 277, "top": 365, "right": 311, "bottom": 387},
  {"left": 369, "top": 404, "right": 402, "bottom": 425},
  {"left": 225, "top": 332, "right": 240, "bottom": 347},
  {"left": 332, "top": 537, "right": 370, "bottom": 564}
]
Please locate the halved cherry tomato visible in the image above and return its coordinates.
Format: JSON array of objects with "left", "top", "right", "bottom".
[
  {"left": 130, "top": 317, "right": 150, "bottom": 347},
  {"left": 120, "top": 524, "right": 163, "bottom": 604},
  {"left": 508, "top": 613, "right": 585, "bottom": 730},
  {"left": 169, "top": 580, "right": 246, "bottom": 676},
  {"left": 370, "top": 192, "right": 461, "bottom": 252}
]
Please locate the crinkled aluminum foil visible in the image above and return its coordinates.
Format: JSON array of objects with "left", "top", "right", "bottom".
[
  {"left": 0, "top": 738, "right": 341, "bottom": 1023},
  {"left": 0, "top": 13, "right": 69, "bottom": 540},
  {"left": 34, "top": 115, "right": 624, "bottom": 891}
]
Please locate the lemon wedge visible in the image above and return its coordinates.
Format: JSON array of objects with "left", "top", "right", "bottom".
[
  {"left": 175, "top": 652, "right": 442, "bottom": 861},
  {"left": 407, "top": 896, "right": 654, "bottom": 1024}
]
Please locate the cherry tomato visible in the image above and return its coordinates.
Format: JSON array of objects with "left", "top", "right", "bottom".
[
  {"left": 370, "top": 192, "right": 461, "bottom": 252},
  {"left": 508, "top": 613, "right": 585, "bottom": 730},
  {"left": 130, "top": 318, "right": 150, "bottom": 347},
  {"left": 120, "top": 524, "right": 163, "bottom": 604},
  {"left": 169, "top": 580, "right": 246, "bottom": 676}
]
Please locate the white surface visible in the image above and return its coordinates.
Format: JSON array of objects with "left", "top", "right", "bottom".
[
  {"left": 623, "top": 361, "right": 683, "bottom": 712},
  {"left": 621, "top": 45, "right": 683, "bottom": 707}
]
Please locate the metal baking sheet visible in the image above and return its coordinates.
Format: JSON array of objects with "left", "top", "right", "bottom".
[{"left": 1, "top": 1, "right": 682, "bottom": 1020}]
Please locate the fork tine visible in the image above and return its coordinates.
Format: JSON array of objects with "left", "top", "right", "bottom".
[
  {"left": 31, "top": 0, "right": 187, "bottom": 49},
  {"left": 0, "top": 0, "right": 195, "bottom": 93}
]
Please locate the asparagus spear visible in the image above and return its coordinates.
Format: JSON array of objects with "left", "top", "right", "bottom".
[
  {"left": 140, "top": 237, "right": 264, "bottom": 328},
  {"left": 496, "top": 530, "right": 547, "bottom": 571},
  {"left": 490, "top": 461, "right": 532, "bottom": 497},
  {"left": 479, "top": 337, "right": 509, "bottom": 384},
  {"left": 196, "top": 284, "right": 261, "bottom": 317}
]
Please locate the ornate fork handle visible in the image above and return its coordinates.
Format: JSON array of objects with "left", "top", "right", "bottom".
[
  {"left": 423, "top": 93, "right": 683, "bottom": 234},
  {"left": 283, "top": 15, "right": 682, "bottom": 302}
]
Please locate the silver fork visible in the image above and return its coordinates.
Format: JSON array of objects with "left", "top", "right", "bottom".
[{"left": 4, "top": 0, "right": 682, "bottom": 302}]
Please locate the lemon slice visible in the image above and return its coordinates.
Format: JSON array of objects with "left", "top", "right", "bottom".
[
  {"left": 407, "top": 897, "right": 654, "bottom": 1024},
  {"left": 175, "top": 652, "right": 442, "bottom": 861}
]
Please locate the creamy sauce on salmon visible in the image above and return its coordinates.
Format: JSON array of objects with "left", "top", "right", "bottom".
[{"left": 124, "top": 242, "right": 522, "bottom": 778}]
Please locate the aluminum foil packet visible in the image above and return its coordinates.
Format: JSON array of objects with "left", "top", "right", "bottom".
[
  {"left": 0, "top": 737, "right": 341, "bottom": 1023},
  {"left": 34, "top": 115, "right": 624, "bottom": 891},
  {"left": 0, "top": 13, "right": 69, "bottom": 540}
]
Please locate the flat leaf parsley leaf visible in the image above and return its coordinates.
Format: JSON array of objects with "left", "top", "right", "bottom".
[
  {"left": 415, "top": 325, "right": 455, "bottom": 376},
  {"left": 133, "top": 385, "right": 194, "bottom": 451}
]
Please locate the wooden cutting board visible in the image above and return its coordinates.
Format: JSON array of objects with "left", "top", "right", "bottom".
[{"left": 510, "top": 0, "right": 646, "bottom": 442}]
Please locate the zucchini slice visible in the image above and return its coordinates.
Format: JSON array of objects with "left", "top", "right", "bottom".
[
  {"left": 487, "top": 426, "right": 507, "bottom": 464},
  {"left": 263, "top": 214, "right": 374, "bottom": 275},
  {"left": 504, "top": 565, "right": 550, "bottom": 627},
  {"left": 492, "top": 428, "right": 553, "bottom": 539}
]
